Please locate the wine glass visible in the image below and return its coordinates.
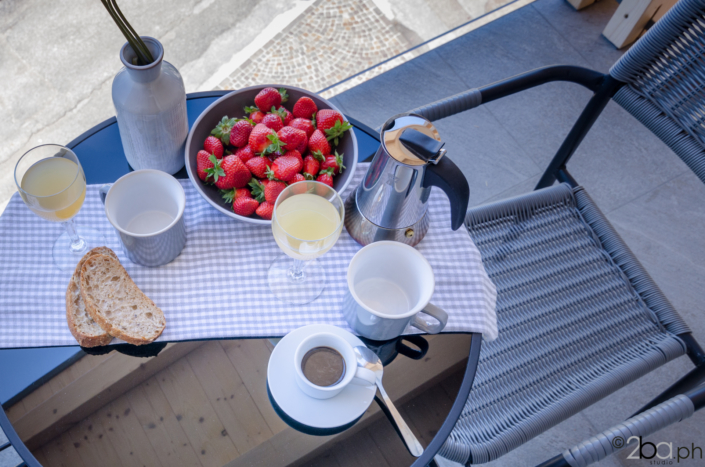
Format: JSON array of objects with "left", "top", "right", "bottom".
[
  {"left": 14, "top": 144, "right": 106, "bottom": 271},
  {"left": 269, "top": 181, "right": 345, "bottom": 304}
]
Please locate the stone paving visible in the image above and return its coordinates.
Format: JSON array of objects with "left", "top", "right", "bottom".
[
  {"left": 217, "top": 0, "right": 518, "bottom": 97},
  {"left": 217, "top": 0, "right": 410, "bottom": 93}
]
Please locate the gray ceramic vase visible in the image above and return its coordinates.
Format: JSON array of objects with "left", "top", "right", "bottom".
[{"left": 112, "top": 36, "right": 188, "bottom": 174}]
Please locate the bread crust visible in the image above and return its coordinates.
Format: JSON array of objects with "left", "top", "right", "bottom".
[
  {"left": 65, "top": 280, "right": 113, "bottom": 347},
  {"left": 65, "top": 247, "right": 118, "bottom": 348},
  {"left": 71, "top": 247, "right": 118, "bottom": 287},
  {"left": 80, "top": 254, "right": 166, "bottom": 345}
]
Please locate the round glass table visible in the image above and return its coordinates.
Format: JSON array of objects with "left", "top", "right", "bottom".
[{"left": 0, "top": 91, "right": 480, "bottom": 467}]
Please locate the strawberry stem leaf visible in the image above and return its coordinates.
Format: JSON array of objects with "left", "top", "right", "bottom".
[
  {"left": 211, "top": 116, "right": 238, "bottom": 145},
  {"left": 265, "top": 166, "right": 278, "bottom": 181},
  {"left": 220, "top": 189, "right": 236, "bottom": 204},
  {"left": 334, "top": 150, "right": 346, "bottom": 173},
  {"left": 278, "top": 88, "right": 288, "bottom": 103},
  {"left": 311, "top": 150, "right": 325, "bottom": 162},
  {"left": 264, "top": 133, "right": 285, "bottom": 154},
  {"left": 248, "top": 178, "right": 266, "bottom": 203},
  {"left": 205, "top": 154, "right": 225, "bottom": 182},
  {"left": 324, "top": 120, "right": 353, "bottom": 146}
]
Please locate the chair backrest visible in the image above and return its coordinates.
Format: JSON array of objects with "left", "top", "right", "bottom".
[{"left": 610, "top": 0, "right": 705, "bottom": 183}]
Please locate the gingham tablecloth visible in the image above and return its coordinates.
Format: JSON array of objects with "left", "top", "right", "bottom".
[{"left": 0, "top": 163, "right": 497, "bottom": 348}]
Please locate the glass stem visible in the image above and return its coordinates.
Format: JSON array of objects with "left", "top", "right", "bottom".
[
  {"left": 288, "top": 259, "right": 306, "bottom": 282},
  {"left": 63, "top": 218, "right": 87, "bottom": 254}
]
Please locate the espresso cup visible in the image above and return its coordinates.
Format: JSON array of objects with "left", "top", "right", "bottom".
[
  {"left": 343, "top": 241, "right": 448, "bottom": 341},
  {"left": 294, "top": 332, "right": 376, "bottom": 400},
  {"left": 100, "top": 170, "right": 186, "bottom": 267}
]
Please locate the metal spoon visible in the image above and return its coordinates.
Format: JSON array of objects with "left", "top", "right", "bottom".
[{"left": 354, "top": 345, "right": 424, "bottom": 457}]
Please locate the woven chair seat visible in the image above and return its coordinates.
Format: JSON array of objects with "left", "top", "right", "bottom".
[{"left": 439, "top": 183, "right": 688, "bottom": 465}]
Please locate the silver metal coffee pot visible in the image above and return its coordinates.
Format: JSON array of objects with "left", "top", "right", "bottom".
[{"left": 344, "top": 113, "right": 470, "bottom": 246}]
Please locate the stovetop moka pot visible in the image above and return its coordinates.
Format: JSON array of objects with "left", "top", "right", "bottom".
[{"left": 344, "top": 113, "right": 470, "bottom": 246}]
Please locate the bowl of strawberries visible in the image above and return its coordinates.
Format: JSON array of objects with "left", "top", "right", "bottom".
[{"left": 185, "top": 85, "right": 358, "bottom": 224}]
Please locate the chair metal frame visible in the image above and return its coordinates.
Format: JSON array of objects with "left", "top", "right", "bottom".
[{"left": 0, "top": 405, "right": 36, "bottom": 467}]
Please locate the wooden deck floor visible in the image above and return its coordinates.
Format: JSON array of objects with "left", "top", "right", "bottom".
[{"left": 7, "top": 335, "right": 471, "bottom": 467}]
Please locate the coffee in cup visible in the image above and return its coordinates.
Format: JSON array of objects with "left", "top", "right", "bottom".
[
  {"left": 294, "top": 332, "right": 375, "bottom": 399},
  {"left": 301, "top": 346, "right": 346, "bottom": 387}
]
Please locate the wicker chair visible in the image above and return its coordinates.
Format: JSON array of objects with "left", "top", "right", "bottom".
[{"left": 406, "top": 1, "right": 705, "bottom": 465}]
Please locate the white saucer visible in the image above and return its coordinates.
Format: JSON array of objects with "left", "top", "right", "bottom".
[{"left": 267, "top": 324, "right": 377, "bottom": 430}]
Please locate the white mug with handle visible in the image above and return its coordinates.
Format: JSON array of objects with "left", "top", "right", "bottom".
[{"left": 343, "top": 241, "right": 448, "bottom": 341}]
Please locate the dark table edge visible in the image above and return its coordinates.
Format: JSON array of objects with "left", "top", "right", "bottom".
[{"left": 7, "top": 89, "right": 481, "bottom": 467}]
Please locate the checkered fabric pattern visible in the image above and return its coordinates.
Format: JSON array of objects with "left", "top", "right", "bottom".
[{"left": 0, "top": 164, "right": 497, "bottom": 348}]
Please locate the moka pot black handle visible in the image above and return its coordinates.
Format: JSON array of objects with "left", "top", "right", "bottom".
[{"left": 422, "top": 155, "right": 470, "bottom": 231}]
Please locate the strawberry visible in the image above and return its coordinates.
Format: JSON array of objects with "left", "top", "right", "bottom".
[
  {"left": 268, "top": 155, "right": 303, "bottom": 182},
  {"left": 308, "top": 129, "right": 330, "bottom": 155},
  {"left": 245, "top": 156, "right": 272, "bottom": 179},
  {"left": 316, "top": 109, "right": 352, "bottom": 146},
  {"left": 293, "top": 97, "right": 318, "bottom": 119},
  {"left": 211, "top": 116, "right": 238, "bottom": 145},
  {"left": 278, "top": 106, "right": 293, "bottom": 126},
  {"left": 204, "top": 136, "right": 224, "bottom": 159},
  {"left": 316, "top": 109, "right": 344, "bottom": 131},
  {"left": 321, "top": 150, "right": 346, "bottom": 175},
  {"left": 245, "top": 106, "right": 265, "bottom": 123},
  {"left": 235, "top": 188, "right": 251, "bottom": 199},
  {"left": 249, "top": 124, "right": 276, "bottom": 154},
  {"left": 289, "top": 118, "right": 315, "bottom": 138},
  {"left": 234, "top": 145, "right": 255, "bottom": 164},
  {"left": 232, "top": 197, "right": 260, "bottom": 217},
  {"left": 277, "top": 127, "right": 307, "bottom": 154},
  {"left": 256, "top": 201, "right": 275, "bottom": 220},
  {"left": 270, "top": 106, "right": 293, "bottom": 126},
  {"left": 214, "top": 155, "right": 251, "bottom": 190},
  {"left": 262, "top": 113, "right": 283, "bottom": 132},
  {"left": 303, "top": 152, "right": 323, "bottom": 179},
  {"left": 220, "top": 187, "right": 251, "bottom": 204},
  {"left": 284, "top": 149, "right": 303, "bottom": 166},
  {"left": 197, "top": 150, "right": 215, "bottom": 182},
  {"left": 316, "top": 167, "right": 335, "bottom": 187},
  {"left": 254, "top": 87, "right": 287, "bottom": 112},
  {"left": 265, "top": 180, "right": 287, "bottom": 204},
  {"left": 291, "top": 173, "right": 306, "bottom": 183},
  {"left": 230, "top": 120, "right": 254, "bottom": 148}
]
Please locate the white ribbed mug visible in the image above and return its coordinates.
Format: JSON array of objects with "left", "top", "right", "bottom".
[{"left": 100, "top": 170, "right": 186, "bottom": 267}]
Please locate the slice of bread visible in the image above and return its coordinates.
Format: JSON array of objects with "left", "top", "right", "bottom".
[
  {"left": 80, "top": 254, "right": 166, "bottom": 345},
  {"left": 65, "top": 247, "right": 118, "bottom": 347}
]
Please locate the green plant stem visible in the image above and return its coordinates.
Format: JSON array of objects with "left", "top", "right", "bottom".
[
  {"left": 100, "top": 0, "right": 153, "bottom": 65},
  {"left": 109, "top": 0, "right": 153, "bottom": 63},
  {"left": 100, "top": 0, "right": 145, "bottom": 63}
]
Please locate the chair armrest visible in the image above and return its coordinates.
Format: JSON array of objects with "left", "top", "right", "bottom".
[
  {"left": 537, "top": 384, "right": 705, "bottom": 467},
  {"left": 408, "top": 65, "right": 606, "bottom": 123}
]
